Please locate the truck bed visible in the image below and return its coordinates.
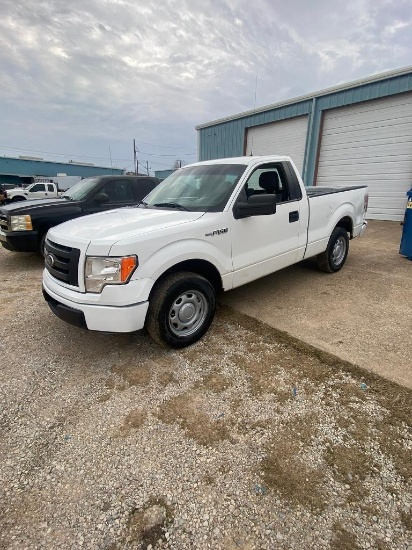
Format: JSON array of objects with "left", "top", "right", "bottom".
[{"left": 306, "top": 185, "right": 367, "bottom": 197}]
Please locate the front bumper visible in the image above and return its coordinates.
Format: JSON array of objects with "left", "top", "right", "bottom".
[
  {"left": 42, "top": 278, "right": 150, "bottom": 333},
  {"left": 0, "top": 227, "right": 39, "bottom": 252}
]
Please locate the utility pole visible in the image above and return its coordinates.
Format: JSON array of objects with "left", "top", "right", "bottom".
[
  {"left": 133, "top": 139, "right": 137, "bottom": 174},
  {"left": 146, "top": 161, "right": 149, "bottom": 175}
]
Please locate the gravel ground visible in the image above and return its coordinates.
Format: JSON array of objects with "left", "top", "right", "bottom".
[{"left": 0, "top": 247, "right": 411, "bottom": 550}]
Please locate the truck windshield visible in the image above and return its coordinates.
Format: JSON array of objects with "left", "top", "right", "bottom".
[
  {"left": 62, "top": 178, "right": 100, "bottom": 200},
  {"left": 144, "top": 164, "right": 246, "bottom": 212}
]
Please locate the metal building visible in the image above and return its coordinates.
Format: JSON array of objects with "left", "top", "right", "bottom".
[
  {"left": 154, "top": 169, "right": 174, "bottom": 181},
  {"left": 0, "top": 156, "right": 125, "bottom": 186},
  {"left": 196, "top": 66, "right": 412, "bottom": 221}
]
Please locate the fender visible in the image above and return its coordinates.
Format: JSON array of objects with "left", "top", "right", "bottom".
[{"left": 120, "top": 237, "right": 233, "bottom": 289}]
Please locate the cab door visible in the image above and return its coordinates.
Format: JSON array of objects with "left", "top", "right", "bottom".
[
  {"left": 29, "top": 183, "right": 48, "bottom": 199},
  {"left": 230, "top": 162, "right": 305, "bottom": 288}
]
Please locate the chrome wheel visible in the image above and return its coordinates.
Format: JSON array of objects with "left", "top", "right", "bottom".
[
  {"left": 167, "top": 290, "right": 208, "bottom": 337},
  {"left": 331, "top": 236, "right": 347, "bottom": 267}
]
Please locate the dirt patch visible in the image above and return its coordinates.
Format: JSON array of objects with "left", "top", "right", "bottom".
[
  {"left": 119, "top": 408, "right": 147, "bottom": 436},
  {"left": 330, "top": 522, "right": 361, "bottom": 550},
  {"left": 157, "top": 390, "right": 230, "bottom": 446},
  {"left": 96, "top": 393, "right": 111, "bottom": 403},
  {"left": 111, "top": 363, "right": 152, "bottom": 388},
  {"left": 378, "top": 424, "right": 412, "bottom": 482},
  {"left": 198, "top": 372, "right": 231, "bottom": 392},
  {"left": 157, "top": 370, "right": 177, "bottom": 388},
  {"left": 261, "top": 421, "right": 327, "bottom": 511}
]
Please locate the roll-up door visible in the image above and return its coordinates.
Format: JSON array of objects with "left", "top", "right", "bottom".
[
  {"left": 316, "top": 93, "right": 412, "bottom": 221},
  {"left": 245, "top": 115, "right": 308, "bottom": 174}
]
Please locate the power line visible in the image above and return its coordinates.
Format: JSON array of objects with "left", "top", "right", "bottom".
[
  {"left": 137, "top": 151, "right": 197, "bottom": 158},
  {"left": 0, "top": 143, "right": 197, "bottom": 162}
]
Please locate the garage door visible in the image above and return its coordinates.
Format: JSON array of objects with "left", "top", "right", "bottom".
[
  {"left": 245, "top": 115, "right": 308, "bottom": 174},
  {"left": 316, "top": 93, "right": 412, "bottom": 221}
]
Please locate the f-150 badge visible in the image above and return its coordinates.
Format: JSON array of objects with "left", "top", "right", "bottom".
[{"left": 205, "top": 228, "right": 228, "bottom": 237}]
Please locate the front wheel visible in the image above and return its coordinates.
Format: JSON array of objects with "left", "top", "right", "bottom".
[
  {"left": 145, "top": 271, "right": 216, "bottom": 348},
  {"left": 317, "top": 227, "right": 349, "bottom": 273},
  {"left": 11, "top": 196, "right": 26, "bottom": 202}
]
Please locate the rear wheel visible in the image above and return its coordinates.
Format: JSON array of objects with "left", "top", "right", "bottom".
[
  {"left": 317, "top": 227, "right": 349, "bottom": 273},
  {"left": 145, "top": 271, "right": 216, "bottom": 348}
]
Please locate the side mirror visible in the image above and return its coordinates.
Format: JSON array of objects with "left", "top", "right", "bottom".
[
  {"left": 234, "top": 194, "right": 276, "bottom": 219},
  {"left": 94, "top": 192, "right": 110, "bottom": 204}
]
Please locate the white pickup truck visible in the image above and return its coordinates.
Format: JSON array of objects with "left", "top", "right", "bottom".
[
  {"left": 42, "top": 156, "right": 368, "bottom": 348},
  {"left": 6, "top": 181, "right": 61, "bottom": 202}
]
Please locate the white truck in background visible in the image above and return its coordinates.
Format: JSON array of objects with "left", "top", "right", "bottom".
[
  {"left": 42, "top": 155, "right": 368, "bottom": 348},
  {"left": 6, "top": 176, "right": 82, "bottom": 202}
]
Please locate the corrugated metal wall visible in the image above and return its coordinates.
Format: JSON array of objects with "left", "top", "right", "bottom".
[
  {"left": 197, "top": 69, "right": 412, "bottom": 189},
  {"left": 197, "top": 100, "right": 312, "bottom": 162}
]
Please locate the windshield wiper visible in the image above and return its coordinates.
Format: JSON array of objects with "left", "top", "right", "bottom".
[
  {"left": 136, "top": 200, "right": 148, "bottom": 208},
  {"left": 153, "top": 202, "right": 189, "bottom": 211}
]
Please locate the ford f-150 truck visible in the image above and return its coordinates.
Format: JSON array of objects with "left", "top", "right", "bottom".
[
  {"left": 42, "top": 156, "right": 368, "bottom": 348},
  {"left": 0, "top": 175, "right": 159, "bottom": 255}
]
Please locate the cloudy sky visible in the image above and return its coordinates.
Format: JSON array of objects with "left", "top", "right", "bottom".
[{"left": 0, "top": 0, "right": 411, "bottom": 174}]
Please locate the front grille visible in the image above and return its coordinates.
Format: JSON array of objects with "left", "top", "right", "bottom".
[
  {"left": 44, "top": 239, "right": 80, "bottom": 287},
  {"left": 0, "top": 214, "right": 8, "bottom": 232}
]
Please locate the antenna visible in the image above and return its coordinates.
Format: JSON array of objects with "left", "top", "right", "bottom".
[
  {"left": 249, "top": 69, "right": 259, "bottom": 156},
  {"left": 108, "top": 146, "right": 114, "bottom": 175}
]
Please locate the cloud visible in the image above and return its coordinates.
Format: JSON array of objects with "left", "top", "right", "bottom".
[{"left": 0, "top": 0, "right": 411, "bottom": 172}]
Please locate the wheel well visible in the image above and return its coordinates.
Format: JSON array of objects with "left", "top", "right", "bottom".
[
  {"left": 38, "top": 224, "right": 54, "bottom": 239},
  {"left": 152, "top": 260, "right": 223, "bottom": 295},
  {"left": 336, "top": 216, "right": 353, "bottom": 238}
]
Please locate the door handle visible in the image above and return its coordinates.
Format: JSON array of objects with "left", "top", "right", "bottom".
[{"left": 289, "top": 211, "right": 299, "bottom": 223}]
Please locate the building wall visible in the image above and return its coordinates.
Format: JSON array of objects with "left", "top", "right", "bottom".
[
  {"left": 196, "top": 67, "right": 412, "bottom": 187},
  {"left": 154, "top": 169, "right": 174, "bottom": 180},
  {"left": 0, "top": 157, "right": 124, "bottom": 179}
]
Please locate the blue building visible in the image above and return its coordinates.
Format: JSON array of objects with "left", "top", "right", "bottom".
[
  {"left": 0, "top": 156, "right": 125, "bottom": 186},
  {"left": 196, "top": 66, "right": 412, "bottom": 221}
]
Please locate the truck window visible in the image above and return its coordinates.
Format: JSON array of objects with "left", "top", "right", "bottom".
[
  {"left": 100, "top": 179, "right": 134, "bottom": 202},
  {"left": 30, "top": 184, "right": 46, "bottom": 192},
  {"left": 47, "top": 184, "right": 55, "bottom": 192},
  {"left": 131, "top": 178, "right": 156, "bottom": 199},
  {"left": 144, "top": 164, "right": 246, "bottom": 212},
  {"left": 244, "top": 164, "right": 290, "bottom": 203}
]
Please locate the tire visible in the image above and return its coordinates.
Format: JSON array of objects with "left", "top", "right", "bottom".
[
  {"left": 11, "top": 196, "right": 26, "bottom": 202},
  {"left": 39, "top": 233, "right": 47, "bottom": 258},
  {"left": 317, "top": 227, "right": 349, "bottom": 273},
  {"left": 145, "top": 271, "right": 216, "bottom": 348}
]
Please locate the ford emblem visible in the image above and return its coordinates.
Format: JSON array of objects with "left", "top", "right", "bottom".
[{"left": 45, "top": 253, "right": 55, "bottom": 268}]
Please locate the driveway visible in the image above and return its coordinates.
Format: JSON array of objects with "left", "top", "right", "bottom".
[{"left": 221, "top": 220, "right": 412, "bottom": 389}]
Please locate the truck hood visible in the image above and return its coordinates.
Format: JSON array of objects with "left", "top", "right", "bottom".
[
  {"left": 0, "top": 197, "right": 76, "bottom": 215},
  {"left": 49, "top": 207, "right": 206, "bottom": 248}
]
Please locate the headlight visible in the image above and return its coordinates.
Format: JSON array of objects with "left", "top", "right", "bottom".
[
  {"left": 10, "top": 215, "right": 33, "bottom": 231},
  {"left": 85, "top": 256, "right": 138, "bottom": 293}
]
